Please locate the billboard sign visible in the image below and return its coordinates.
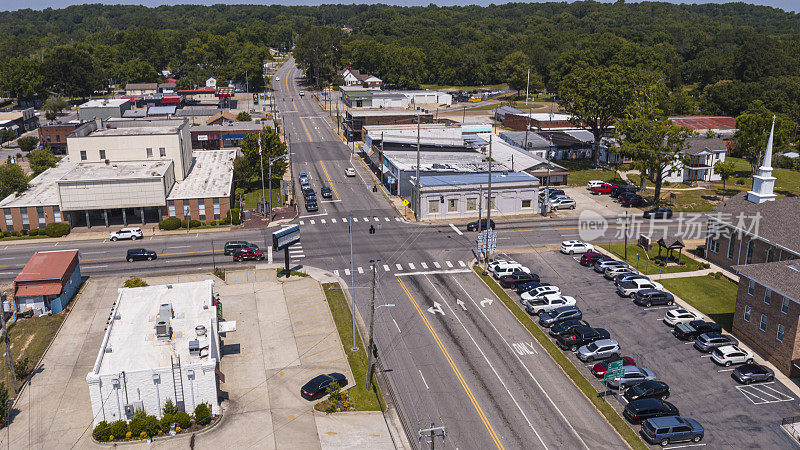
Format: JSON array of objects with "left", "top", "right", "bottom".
[{"left": 273, "top": 225, "right": 300, "bottom": 251}]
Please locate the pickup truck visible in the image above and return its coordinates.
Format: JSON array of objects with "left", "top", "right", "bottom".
[
  {"left": 525, "top": 294, "right": 576, "bottom": 316},
  {"left": 590, "top": 183, "right": 614, "bottom": 195}
]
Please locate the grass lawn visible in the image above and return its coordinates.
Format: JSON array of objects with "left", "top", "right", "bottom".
[
  {"left": 556, "top": 159, "right": 626, "bottom": 188},
  {"left": 320, "top": 283, "right": 383, "bottom": 412},
  {"left": 0, "top": 313, "right": 66, "bottom": 389},
  {"left": 419, "top": 82, "right": 509, "bottom": 92},
  {"left": 242, "top": 188, "right": 284, "bottom": 210},
  {"left": 599, "top": 244, "right": 707, "bottom": 275},
  {"left": 661, "top": 275, "right": 738, "bottom": 331},
  {"left": 474, "top": 267, "right": 647, "bottom": 450}
]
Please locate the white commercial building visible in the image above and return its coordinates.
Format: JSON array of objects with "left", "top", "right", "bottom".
[{"left": 86, "top": 280, "right": 225, "bottom": 425}]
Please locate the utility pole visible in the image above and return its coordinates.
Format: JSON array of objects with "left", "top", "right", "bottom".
[
  {"left": 366, "top": 261, "right": 377, "bottom": 390},
  {"left": 415, "top": 114, "right": 421, "bottom": 221},
  {"left": 523, "top": 105, "right": 533, "bottom": 149},
  {"left": 379, "top": 132, "right": 385, "bottom": 188},
  {"left": 259, "top": 133, "right": 266, "bottom": 216},
  {"left": 268, "top": 157, "right": 272, "bottom": 220},
  {"left": 349, "top": 217, "right": 357, "bottom": 351},
  {"left": 525, "top": 68, "right": 530, "bottom": 105},
  {"left": 484, "top": 135, "right": 493, "bottom": 270},
  {"left": 0, "top": 292, "right": 18, "bottom": 396},
  {"left": 624, "top": 211, "right": 629, "bottom": 260}
]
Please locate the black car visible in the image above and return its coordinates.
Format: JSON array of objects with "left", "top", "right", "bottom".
[
  {"left": 548, "top": 319, "right": 591, "bottom": 337},
  {"left": 516, "top": 281, "right": 551, "bottom": 295},
  {"left": 539, "top": 188, "right": 565, "bottom": 200},
  {"left": 611, "top": 185, "right": 637, "bottom": 198},
  {"left": 643, "top": 207, "right": 673, "bottom": 219},
  {"left": 672, "top": 320, "right": 722, "bottom": 341},
  {"left": 732, "top": 363, "right": 774, "bottom": 385},
  {"left": 466, "top": 219, "right": 495, "bottom": 231},
  {"left": 300, "top": 373, "right": 348, "bottom": 400},
  {"left": 126, "top": 248, "right": 157, "bottom": 262},
  {"left": 499, "top": 271, "right": 540, "bottom": 288},
  {"left": 556, "top": 326, "right": 610, "bottom": 352},
  {"left": 321, "top": 186, "right": 333, "bottom": 198},
  {"left": 305, "top": 200, "right": 319, "bottom": 212},
  {"left": 632, "top": 289, "right": 674, "bottom": 307},
  {"left": 224, "top": 240, "right": 252, "bottom": 255},
  {"left": 623, "top": 398, "right": 679, "bottom": 424},
  {"left": 623, "top": 380, "right": 670, "bottom": 402},
  {"left": 302, "top": 187, "right": 316, "bottom": 199}
]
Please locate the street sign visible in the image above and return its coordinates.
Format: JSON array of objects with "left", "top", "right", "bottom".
[
  {"left": 604, "top": 368, "right": 625, "bottom": 382},
  {"left": 272, "top": 224, "right": 300, "bottom": 251},
  {"left": 402, "top": 199, "right": 410, "bottom": 206},
  {"left": 607, "top": 360, "right": 624, "bottom": 371},
  {"left": 476, "top": 229, "right": 497, "bottom": 253}
]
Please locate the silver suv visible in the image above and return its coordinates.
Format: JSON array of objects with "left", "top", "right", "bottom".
[
  {"left": 109, "top": 227, "right": 143, "bottom": 241},
  {"left": 577, "top": 339, "right": 621, "bottom": 362}
]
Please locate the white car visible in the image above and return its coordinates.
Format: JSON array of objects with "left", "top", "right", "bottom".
[
  {"left": 525, "top": 294, "right": 576, "bottom": 315},
  {"left": 664, "top": 308, "right": 701, "bottom": 326},
  {"left": 520, "top": 285, "right": 562, "bottom": 304},
  {"left": 711, "top": 345, "right": 754, "bottom": 367},
  {"left": 109, "top": 227, "right": 143, "bottom": 241},
  {"left": 488, "top": 259, "right": 518, "bottom": 272},
  {"left": 616, "top": 278, "right": 663, "bottom": 297},
  {"left": 299, "top": 90, "right": 305, "bottom": 97},
  {"left": 587, "top": 180, "right": 605, "bottom": 190},
  {"left": 549, "top": 197, "right": 576, "bottom": 210},
  {"left": 345, "top": 167, "right": 356, "bottom": 177},
  {"left": 560, "top": 240, "right": 594, "bottom": 255},
  {"left": 493, "top": 265, "right": 531, "bottom": 278},
  {"left": 275, "top": 76, "right": 280, "bottom": 81}
]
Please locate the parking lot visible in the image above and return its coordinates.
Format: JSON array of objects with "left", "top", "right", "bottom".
[
  {"left": 548, "top": 186, "right": 640, "bottom": 218},
  {"left": 498, "top": 247, "right": 800, "bottom": 448}
]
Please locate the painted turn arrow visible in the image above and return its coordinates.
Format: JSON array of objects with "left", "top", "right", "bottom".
[
  {"left": 427, "top": 302, "right": 445, "bottom": 315},
  {"left": 456, "top": 299, "right": 467, "bottom": 311},
  {"left": 480, "top": 298, "right": 494, "bottom": 307}
]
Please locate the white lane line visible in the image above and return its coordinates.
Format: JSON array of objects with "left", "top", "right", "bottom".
[
  {"left": 384, "top": 217, "right": 390, "bottom": 222},
  {"left": 53, "top": 242, "right": 59, "bottom": 246},
  {"left": 449, "top": 224, "right": 464, "bottom": 236},
  {"left": 171, "top": 259, "right": 192, "bottom": 263},
  {"left": 395, "top": 263, "right": 403, "bottom": 271},
  {"left": 0, "top": 257, "right": 19, "bottom": 260},
  {"left": 445, "top": 261, "right": 453, "bottom": 268},
  {"left": 333, "top": 270, "right": 339, "bottom": 277},
  {"left": 310, "top": 220, "right": 315, "bottom": 225},
  {"left": 321, "top": 199, "right": 342, "bottom": 203},
  {"left": 395, "top": 269, "right": 471, "bottom": 277},
  {"left": 352, "top": 218, "right": 358, "bottom": 222},
  {"left": 344, "top": 269, "right": 350, "bottom": 276},
  {"left": 331, "top": 218, "right": 337, "bottom": 223},
  {"left": 408, "top": 263, "right": 416, "bottom": 270},
  {"left": 300, "top": 220, "right": 305, "bottom": 225},
  {"left": 662, "top": 444, "right": 706, "bottom": 449},
  {"left": 321, "top": 219, "right": 326, "bottom": 224},
  {"left": 421, "top": 262, "right": 428, "bottom": 269},
  {"left": 83, "top": 265, "right": 109, "bottom": 269},
  {"left": 342, "top": 217, "right": 347, "bottom": 222},
  {"left": 717, "top": 369, "right": 736, "bottom": 372},
  {"left": 418, "top": 370, "right": 430, "bottom": 389},
  {"left": 363, "top": 217, "right": 369, "bottom": 222},
  {"left": 392, "top": 318, "right": 401, "bottom": 333},
  {"left": 458, "top": 260, "right": 466, "bottom": 267},
  {"left": 167, "top": 245, "right": 191, "bottom": 249},
  {"left": 433, "top": 262, "right": 441, "bottom": 269},
  {"left": 395, "top": 218, "right": 402, "bottom": 221},
  {"left": 357, "top": 266, "right": 364, "bottom": 274},
  {"left": 383, "top": 264, "right": 390, "bottom": 272},
  {"left": 299, "top": 212, "right": 329, "bottom": 218}
]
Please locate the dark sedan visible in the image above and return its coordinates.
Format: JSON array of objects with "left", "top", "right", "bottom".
[
  {"left": 499, "top": 271, "right": 540, "bottom": 288},
  {"left": 548, "top": 319, "right": 590, "bottom": 337},
  {"left": 623, "top": 380, "right": 670, "bottom": 402},
  {"left": 466, "top": 219, "right": 495, "bottom": 231},
  {"left": 623, "top": 398, "right": 679, "bottom": 424},
  {"left": 300, "top": 373, "right": 348, "bottom": 400},
  {"left": 620, "top": 195, "right": 645, "bottom": 207},
  {"left": 321, "top": 186, "right": 333, "bottom": 199},
  {"left": 732, "top": 363, "right": 774, "bottom": 385},
  {"left": 643, "top": 207, "right": 673, "bottom": 219},
  {"left": 673, "top": 320, "right": 722, "bottom": 341},
  {"left": 126, "top": 248, "right": 157, "bottom": 262}
]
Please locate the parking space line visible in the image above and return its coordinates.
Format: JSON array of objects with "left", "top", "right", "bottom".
[
  {"left": 396, "top": 264, "right": 403, "bottom": 271},
  {"left": 352, "top": 217, "right": 358, "bottom": 222},
  {"left": 331, "top": 218, "right": 337, "bottom": 223},
  {"left": 717, "top": 368, "right": 735, "bottom": 372},
  {"left": 449, "top": 224, "right": 464, "bottom": 236},
  {"left": 434, "top": 262, "right": 441, "bottom": 269},
  {"left": 344, "top": 269, "right": 350, "bottom": 276},
  {"left": 393, "top": 318, "right": 401, "bottom": 333},
  {"left": 446, "top": 261, "right": 453, "bottom": 268},
  {"left": 418, "top": 370, "right": 430, "bottom": 389},
  {"left": 664, "top": 444, "right": 706, "bottom": 449}
]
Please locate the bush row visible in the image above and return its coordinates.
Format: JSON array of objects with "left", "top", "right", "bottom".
[
  {"left": 158, "top": 209, "right": 241, "bottom": 230},
  {"left": 92, "top": 403, "right": 213, "bottom": 442},
  {"left": 1, "top": 222, "right": 70, "bottom": 238}
]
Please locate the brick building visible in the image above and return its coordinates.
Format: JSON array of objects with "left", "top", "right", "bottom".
[{"left": 38, "top": 121, "right": 85, "bottom": 154}]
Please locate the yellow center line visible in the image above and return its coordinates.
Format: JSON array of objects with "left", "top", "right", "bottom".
[
  {"left": 398, "top": 278, "right": 504, "bottom": 450},
  {"left": 298, "top": 115, "right": 313, "bottom": 142},
  {"left": 318, "top": 162, "right": 341, "bottom": 200},
  {"left": 497, "top": 223, "right": 685, "bottom": 234}
]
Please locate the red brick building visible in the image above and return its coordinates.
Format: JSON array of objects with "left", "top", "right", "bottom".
[{"left": 38, "top": 122, "right": 84, "bottom": 154}]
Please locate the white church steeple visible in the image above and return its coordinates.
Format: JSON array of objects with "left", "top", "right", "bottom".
[{"left": 747, "top": 116, "right": 778, "bottom": 204}]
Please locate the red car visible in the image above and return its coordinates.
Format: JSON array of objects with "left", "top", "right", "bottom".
[
  {"left": 590, "top": 183, "right": 613, "bottom": 195},
  {"left": 621, "top": 195, "right": 645, "bottom": 207},
  {"left": 233, "top": 247, "right": 265, "bottom": 261},
  {"left": 591, "top": 356, "right": 636, "bottom": 377},
  {"left": 580, "top": 252, "right": 604, "bottom": 266}
]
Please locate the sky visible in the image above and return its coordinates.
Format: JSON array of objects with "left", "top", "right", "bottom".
[{"left": 0, "top": 0, "right": 796, "bottom": 13}]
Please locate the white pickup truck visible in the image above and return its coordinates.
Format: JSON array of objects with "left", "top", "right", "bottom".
[{"left": 525, "top": 294, "right": 577, "bottom": 315}]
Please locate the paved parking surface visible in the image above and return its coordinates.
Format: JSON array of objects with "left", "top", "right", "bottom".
[
  {"left": 501, "top": 248, "right": 800, "bottom": 448},
  {"left": 549, "top": 187, "right": 640, "bottom": 218}
]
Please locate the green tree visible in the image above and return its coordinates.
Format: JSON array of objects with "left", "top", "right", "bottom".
[
  {"left": 0, "top": 382, "right": 7, "bottom": 424},
  {"left": 294, "top": 26, "right": 344, "bottom": 89},
  {"left": 559, "top": 65, "right": 641, "bottom": 167},
  {"left": 499, "top": 51, "right": 540, "bottom": 99},
  {"left": 234, "top": 127, "right": 286, "bottom": 190},
  {"left": 734, "top": 101, "right": 794, "bottom": 174},
  {"left": 0, "top": 57, "right": 46, "bottom": 101},
  {"left": 17, "top": 136, "right": 38, "bottom": 153},
  {"left": 236, "top": 111, "right": 252, "bottom": 121},
  {"left": 28, "top": 144, "right": 58, "bottom": 175},
  {"left": 112, "top": 59, "right": 158, "bottom": 86},
  {"left": 162, "top": 398, "right": 178, "bottom": 416},
  {"left": 713, "top": 160, "right": 737, "bottom": 201},
  {"left": 42, "top": 95, "right": 70, "bottom": 121},
  {"left": 44, "top": 45, "right": 105, "bottom": 98},
  {"left": 0, "top": 129, "right": 16, "bottom": 147},
  {"left": 0, "top": 163, "right": 27, "bottom": 199}
]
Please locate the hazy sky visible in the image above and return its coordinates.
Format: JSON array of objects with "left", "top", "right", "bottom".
[{"left": 0, "top": 0, "right": 796, "bottom": 13}]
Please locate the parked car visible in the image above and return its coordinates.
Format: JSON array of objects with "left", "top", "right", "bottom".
[
  {"left": 499, "top": 271, "right": 540, "bottom": 288},
  {"left": 494, "top": 265, "right": 531, "bottom": 279},
  {"left": 516, "top": 281, "right": 552, "bottom": 295},
  {"left": 693, "top": 332, "right": 738, "bottom": 353},
  {"left": 711, "top": 345, "right": 754, "bottom": 367},
  {"left": 624, "top": 380, "right": 670, "bottom": 402},
  {"left": 594, "top": 259, "right": 628, "bottom": 273},
  {"left": 549, "top": 197, "right": 576, "bottom": 210},
  {"left": 556, "top": 326, "right": 610, "bottom": 352},
  {"left": 591, "top": 355, "right": 636, "bottom": 377},
  {"left": 561, "top": 240, "right": 594, "bottom": 255},
  {"left": 539, "top": 306, "right": 582, "bottom": 327},
  {"left": 580, "top": 252, "right": 604, "bottom": 266},
  {"left": 732, "top": 363, "right": 775, "bottom": 384},
  {"left": 126, "top": 248, "right": 157, "bottom": 262},
  {"left": 520, "top": 285, "right": 561, "bottom": 304},
  {"left": 672, "top": 320, "right": 721, "bottom": 341},
  {"left": 299, "top": 90, "right": 305, "bottom": 97},
  {"left": 632, "top": 289, "right": 674, "bottom": 307},
  {"left": 489, "top": 261, "right": 524, "bottom": 275},
  {"left": 233, "top": 247, "right": 265, "bottom": 262},
  {"left": 467, "top": 219, "right": 495, "bottom": 231},
  {"left": 605, "top": 366, "right": 656, "bottom": 389},
  {"left": 590, "top": 183, "right": 613, "bottom": 195},
  {"left": 577, "top": 339, "right": 621, "bottom": 362},
  {"left": 305, "top": 199, "right": 319, "bottom": 212},
  {"left": 624, "top": 398, "right": 679, "bottom": 424},
  {"left": 539, "top": 188, "right": 565, "bottom": 200},
  {"left": 300, "top": 180, "right": 310, "bottom": 190},
  {"left": 109, "top": 227, "right": 143, "bottom": 241},
  {"left": 345, "top": 167, "right": 356, "bottom": 177},
  {"left": 640, "top": 416, "right": 703, "bottom": 447},
  {"left": 643, "top": 207, "right": 673, "bottom": 219},
  {"left": 300, "top": 373, "right": 348, "bottom": 400},
  {"left": 621, "top": 195, "right": 646, "bottom": 207},
  {"left": 663, "top": 308, "right": 700, "bottom": 326},
  {"left": 613, "top": 273, "right": 648, "bottom": 287},
  {"left": 298, "top": 171, "right": 307, "bottom": 179},
  {"left": 617, "top": 190, "right": 640, "bottom": 202},
  {"left": 321, "top": 186, "right": 333, "bottom": 198},
  {"left": 549, "top": 319, "right": 591, "bottom": 337},
  {"left": 488, "top": 259, "right": 517, "bottom": 271},
  {"left": 604, "top": 266, "right": 637, "bottom": 280},
  {"left": 525, "top": 294, "right": 576, "bottom": 315},
  {"left": 587, "top": 180, "right": 605, "bottom": 190},
  {"left": 611, "top": 185, "right": 637, "bottom": 198},
  {"left": 617, "top": 278, "right": 663, "bottom": 297}
]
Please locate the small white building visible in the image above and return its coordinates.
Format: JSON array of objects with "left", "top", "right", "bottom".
[
  {"left": 663, "top": 136, "right": 728, "bottom": 183},
  {"left": 86, "top": 280, "right": 225, "bottom": 425},
  {"left": 206, "top": 77, "right": 217, "bottom": 88}
]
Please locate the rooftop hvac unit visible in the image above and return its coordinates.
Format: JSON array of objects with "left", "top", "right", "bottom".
[
  {"left": 156, "top": 303, "right": 173, "bottom": 339},
  {"left": 189, "top": 340, "right": 200, "bottom": 357},
  {"left": 195, "top": 325, "right": 207, "bottom": 337}
]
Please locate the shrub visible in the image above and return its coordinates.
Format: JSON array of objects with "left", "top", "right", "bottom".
[
  {"left": 207, "top": 220, "right": 217, "bottom": 226},
  {"left": 226, "top": 208, "right": 241, "bottom": 225},
  {"left": 10, "top": 231, "right": 19, "bottom": 237},
  {"left": 162, "top": 398, "right": 178, "bottom": 416},
  {"left": 160, "top": 413, "right": 175, "bottom": 430},
  {"left": 735, "top": 178, "right": 746, "bottom": 185},
  {"left": 27, "top": 229, "right": 38, "bottom": 236},
  {"left": 145, "top": 415, "right": 160, "bottom": 435},
  {"left": 140, "top": 431, "right": 147, "bottom": 439},
  {"left": 129, "top": 416, "right": 147, "bottom": 436},
  {"left": 108, "top": 420, "right": 128, "bottom": 440},
  {"left": 125, "top": 431, "right": 132, "bottom": 439},
  {"left": 20, "top": 229, "right": 27, "bottom": 236},
  {"left": 175, "top": 411, "right": 191, "bottom": 429},
  {"left": 179, "top": 219, "right": 188, "bottom": 228},
  {"left": 220, "top": 216, "right": 231, "bottom": 225},
  {"left": 123, "top": 277, "right": 149, "bottom": 288},
  {"left": 159, "top": 217, "right": 181, "bottom": 230},
  {"left": 92, "top": 421, "right": 111, "bottom": 441},
  {"left": 14, "top": 356, "right": 30, "bottom": 380},
  {"left": 189, "top": 219, "right": 201, "bottom": 228},
  {"left": 44, "top": 222, "right": 70, "bottom": 237},
  {"left": 194, "top": 402, "right": 212, "bottom": 426}
]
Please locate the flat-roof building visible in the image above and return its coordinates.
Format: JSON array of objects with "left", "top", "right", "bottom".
[
  {"left": 86, "top": 280, "right": 223, "bottom": 424},
  {"left": 77, "top": 99, "right": 132, "bottom": 121},
  {"left": 344, "top": 110, "right": 433, "bottom": 142}
]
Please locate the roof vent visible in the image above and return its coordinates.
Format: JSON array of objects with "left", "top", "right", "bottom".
[
  {"left": 195, "top": 324, "right": 207, "bottom": 337},
  {"left": 105, "top": 346, "right": 113, "bottom": 353}
]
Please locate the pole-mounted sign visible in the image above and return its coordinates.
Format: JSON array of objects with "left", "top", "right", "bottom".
[{"left": 273, "top": 225, "right": 300, "bottom": 276}]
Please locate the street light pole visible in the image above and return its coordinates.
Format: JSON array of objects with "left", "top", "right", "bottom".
[
  {"left": 349, "top": 216, "right": 357, "bottom": 351},
  {"left": 415, "top": 114, "right": 421, "bottom": 222},
  {"left": 484, "top": 135, "right": 493, "bottom": 270},
  {"left": 366, "top": 260, "right": 377, "bottom": 389}
]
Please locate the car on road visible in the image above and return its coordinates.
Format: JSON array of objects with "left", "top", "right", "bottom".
[
  {"left": 499, "top": 271, "right": 540, "bottom": 288},
  {"left": 672, "top": 320, "right": 721, "bottom": 341},
  {"left": 549, "top": 319, "right": 591, "bottom": 337},
  {"left": 617, "top": 278, "right": 663, "bottom": 297},
  {"left": 345, "top": 167, "right": 356, "bottom": 177},
  {"left": 300, "top": 373, "right": 347, "bottom": 400},
  {"left": 623, "top": 380, "right": 671, "bottom": 402},
  {"left": 109, "top": 227, "right": 142, "bottom": 241},
  {"left": 299, "top": 90, "right": 305, "bottom": 97},
  {"left": 591, "top": 355, "right": 636, "bottom": 377},
  {"left": 126, "top": 248, "right": 157, "bottom": 262},
  {"left": 539, "top": 306, "right": 582, "bottom": 327},
  {"left": 321, "top": 186, "right": 333, "bottom": 198},
  {"left": 693, "top": 332, "right": 738, "bottom": 353},
  {"left": 275, "top": 76, "right": 279, "bottom": 81},
  {"left": 640, "top": 416, "right": 703, "bottom": 447},
  {"left": 604, "top": 265, "right": 637, "bottom": 280},
  {"left": 577, "top": 339, "right": 621, "bottom": 362},
  {"left": 643, "top": 207, "right": 673, "bottom": 219},
  {"left": 590, "top": 183, "right": 613, "bottom": 195},
  {"left": 613, "top": 273, "right": 648, "bottom": 287},
  {"left": 663, "top": 308, "right": 700, "bottom": 326},
  {"left": 233, "top": 247, "right": 265, "bottom": 262},
  {"left": 549, "top": 197, "right": 576, "bottom": 210},
  {"left": 520, "top": 285, "right": 561, "bottom": 304},
  {"left": 623, "top": 398, "right": 679, "bottom": 425},
  {"left": 621, "top": 195, "right": 646, "bottom": 207},
  {"left": 493, "top": 264, "right": 531, "bottom": 279},
  {"left": 587, "top": 180, "right": 605, "bottom": 190},
  {"left": 711, "top": 345, "right": 754, "bottom": 367},
  {"left": 732, "top": 363, "right": 774, "bottom": 384},
  {"left": 605, "top": 365, "right": 656, "bottom": 389},
  {"left": 580, "top": 252, "right": 604, "bottom": 266},
  {"left": 632, "top": 289, "right": 674, "bottom": 307},
  {"left": 560, "top": 240, "right": 594, "bottom": 255},
  {"left": 303, "top": 187, "right": 316, "bottom": 199},
  {"left": 516, "top": 281, "right": 552, "bottom": 295},
  {"left": 466, "top": 219, "right": 495, "bottom": 231},
  {"left": 305, "top": 199, "right": 319, "bottom": 212},
  {"left": 594, "top": 259, "right": 628, "bottom": 273},
  {"left": 525, "top": 294, "right": 576, "bottom": 316},
  {"left": 300, "top": 180, "right": 310, "bottom": 190},
  {"left": 299, "top": 171, "right": 308, "bottom": 181},
  {"left": 556, "top": 326, "right": 610, "bottom": 352},
  {"left": 224, "top": 240, "right": 254, "bottom": 255}
]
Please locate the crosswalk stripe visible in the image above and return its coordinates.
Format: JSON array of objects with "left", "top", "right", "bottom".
[
  {"left": 408, "top": 263, "right": 416, "bottom": 270},
  {"left": 374, "top": 217, "right": 380, "bottom": 222},
  {"left": 299, "top": 220, "right": 305, "bottom": 225},
  {"left": 363, "top": 217, "right": 369, "bottom": 222},
  {"left": 342, "top": 218, "right": 348, "bottom": 222},
  {"left": 394, "top": 218, "right": 402, "bottom": 222},
  {"left": 434, "top": 262, "right": 441, "bottom": 269},
  {"left": 321, "top": 219, "right": 326, "bottom": 224},
  {"left": 310, "top": 220, "right": 315, "bottom": 225},
  {"left": 446, "top": 261, "right": 453, "bottom": 268},
  {"left": 332, "top": 218, "right": 337, "bottom": 223},
  {"left": 421, "top": 262, "right": 428, "bottom": 269},
  {"left": 352, "top": 218, "right": 358, "bottom": 222},
  {"left": 344, "top": 269, "right": 350, "bottom": 275},
  {"left": 458, "top": 260, "right": 466, "bottom": 267},
  {"left": 333, "top": 270, "right": 339, "bottom": 277},
  {"left": 384, "top": 217, "right": 390, "bottom": 222},
  {"left": 396, "top": 263, "right": 403, "bottom": 270},
  {"left": 383, "top": 264, "right": 390, "bottom": 272},
  {"left": 357, "top": 266, "right": 364, "bottom": 274}
]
